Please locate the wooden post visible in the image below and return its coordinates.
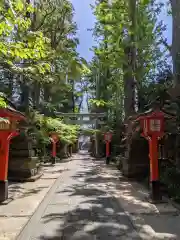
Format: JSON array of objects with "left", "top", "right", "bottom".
[
  {"left": 106, "top": 141, "right": 110, "bottom": 157},
  {"left": 50, "top": 134, "right": 59, "bottom": 164},
  {"left": 0, "top": 131, "right": 19, "bottom": 202},
  {"left": 104, "top": 132, "right": 112, "bottom": 165},
  {"left": 106, "top": 141, "right": 110, "bottom": 164},
  {"left": 148, "top": 135, "right": 161, "bottom": 202},
  {"left": 52, "top": 142, "right": 56, "bottom": 158}
]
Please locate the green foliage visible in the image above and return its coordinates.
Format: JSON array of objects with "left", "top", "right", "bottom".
[
  {"left": 30, "top": 112, "right": 80, "bottom": 146},
  {"left": 88, "top": 0, "right": 169, "bottom": 126},
  {"left": 0, "top": 0, "right": 51, "bottom": 76},
  {"left": 25, "top": 0, "right": 88, "bottom": 112},
  {"left": 81, "top": 128, "right": 100, "bottom": 136},
  {"left": 0, "top": 97, "right": 7, "bottom": 108},
  {"left": 160, "top": 163, "right": 180, "bottom": 203},
  {"left": 89, "top": 99, "right": 107, "bottom": 107},
  {"left": 0, "top": 0, "right": 89, "bottom": 128},
  {"left": 46, "top": 117, "right": 79, "bottom": 144},
  {"left": 34, "top": 0, "right": 83, "bottom": 79}
]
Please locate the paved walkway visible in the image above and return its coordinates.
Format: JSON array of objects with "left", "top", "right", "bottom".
[
  {"left": 14, "top": 152, "right": 180, "bottom": 240},
  {"left": 16, "top": 153, "right": 139, "bottom": 240},
  {"left": 0, "top": 161, "right": 70, "bottom": 240}
]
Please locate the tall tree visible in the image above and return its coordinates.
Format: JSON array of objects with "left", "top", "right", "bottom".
[
  {"left": 170, "top": 0, "right": 180, "bottom": 85},
  {"left": 31, "top": 0, "right": 84, "bottom": 113},
  {"left": 88, "top": 0, "right": 167, "bottom": 125},
  {"left": 0, "top": 0, "right": 86, "bottom": 114}
]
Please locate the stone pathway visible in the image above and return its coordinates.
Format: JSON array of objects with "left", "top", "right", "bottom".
[
  {"left": 95, "top": 163, "right": 180, "bottom": 240},
  {"left": 0, "top": 161, "right": 71, "bottom": 240},
  {"left": 16, "top": 153, "right": 140, "bottom": 240},
  {"left": 1, "top": 152, "right": 180, "bottom": 240}
]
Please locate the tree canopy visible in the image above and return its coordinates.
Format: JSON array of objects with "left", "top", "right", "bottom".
[
  {"left": 86, "top": 0, "right": 173, "bottom": 127},
  {"left": 0, "top": 0, "right": 179, "bottom": 148}
]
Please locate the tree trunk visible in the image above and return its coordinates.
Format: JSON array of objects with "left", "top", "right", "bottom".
[
  {"left": 123, "top": 47, "right": 135, "bottom": 118},
  {"left": 170, "top": 1, "right": 180, "bottom": 167},
  {"left": 171, "top": 0, "right": 180, "bottom": 85},
  {"left": 123, "top": 0, "right": 137, "bottom": 119},
  {"left": 20, "top": 79, "right": 30, "bottom": 113},
  {"left": 32, "top": 82, "right": 40, "bottom": 109},
  {"left": 19, "top": 0, "right": 31, "bottom": 113},
  {"left": 44, "top": 84, "right": 50, "bottom": 103},
  {"left": 70, "top": 80, "right": 75, "bottom": 112}
]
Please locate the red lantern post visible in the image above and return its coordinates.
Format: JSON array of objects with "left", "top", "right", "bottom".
[
  {"left": 137, "top": 111, "right": 164, "bottom": 202},
  {"left": 0, "top": 108, "right": 25, "bottom": 202},
  {"left": 104, "top": 132, "right": 112, "bottom": 165},
  {"left": 50, "top": 133, "right": 59, "bottom": 164}
]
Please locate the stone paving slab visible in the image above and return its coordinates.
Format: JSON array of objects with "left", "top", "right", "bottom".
[
  {"left": 142, "top": 214, "right": 180, "bottom": 239},
  {"left": 99, "top": 164, "right": 178, "bottom": 215},
  {"left": 0, "top": 179, "right": 54, "bottom": 217},
  {"left": 2, "top": 153, "right": 180, "bottom": 240},
  {"left": 0, "top": 217, "right": 28, "bottom": 240},
  {"left": 98, "top": 161, "right": 180, "bottom": 239},
  {"left": 16, "top": 154, "right": 140, "bottom": 240},
  {"left": 0, "top": 161, "right": 71, "bottom": 240}
]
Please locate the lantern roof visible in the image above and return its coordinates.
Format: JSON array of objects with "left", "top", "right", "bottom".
[{"left": 129, "top": 108, "right": 176, "bottom": 123}]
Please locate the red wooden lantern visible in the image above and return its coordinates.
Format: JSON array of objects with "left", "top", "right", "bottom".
[
  {"left": 51, "top": 134, "right": 59, "bottom": 143},
  {"left": 50, "top": 133, "right": 59, "bottom": 158},
  {"left": 138, "top": 111, "right": 164, "bottom": 138},
  {"left": 104, "top": 132, "right": 112, "bottom": 142},
  {"left": 136, "top": 110, "right": 165, "bottom": 202},
  {"left": 104, "top": 132, "right": 112, "bottom": 164},
  {"left": 0, "top": 108, "right": 25, "bottom": 202}
]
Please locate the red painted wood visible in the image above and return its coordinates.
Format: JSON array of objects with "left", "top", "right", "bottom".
[
  {"left": 106, "top": 142, "right": 110, "bottom": 157},
  {"left": 0, "top": 131, "right": 20, "bottom": 181},
  {"left": 104, "top": 132, "right": 112, "bottom": 142}
]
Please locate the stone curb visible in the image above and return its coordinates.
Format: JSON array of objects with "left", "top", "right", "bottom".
[
  {"left": 15, "top": 176, "right": 60, "bottom": 240},
  {"left": 15, "top": 160, "right": 74, "bottom": 240}
]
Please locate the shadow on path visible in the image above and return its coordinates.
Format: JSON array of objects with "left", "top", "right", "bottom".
[{"left": 38, "top": 156, "right": 139, "bottom": 240}]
